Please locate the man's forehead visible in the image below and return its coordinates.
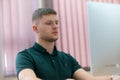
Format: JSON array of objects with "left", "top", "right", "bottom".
[
  {"left": 40, "top": 14, "right": 58, "bottom": 21},
  {"left": 42, "top": 14, "right": 57, "bottom": 17}
]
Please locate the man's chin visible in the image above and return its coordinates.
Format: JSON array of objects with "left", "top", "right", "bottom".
[
  {"left": 52, "top": 38, "right": 58, "bottom": 42},
  {"left": 46, "top": 38, "right": 58, "bottom": 42}
]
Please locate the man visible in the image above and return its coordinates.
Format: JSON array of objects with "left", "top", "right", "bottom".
[{"left": 16, "top": 8, "right": 119, "bottom": 80}]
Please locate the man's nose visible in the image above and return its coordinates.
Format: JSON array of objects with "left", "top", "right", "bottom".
[{"left": 52, "top": 23, "right": 58, "bottom": 28}]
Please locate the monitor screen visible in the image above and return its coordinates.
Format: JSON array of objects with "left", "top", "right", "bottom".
[{"left": 87, "top": 2, "right": 120, "bottom": 76}]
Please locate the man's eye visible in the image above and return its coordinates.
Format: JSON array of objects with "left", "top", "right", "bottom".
[
  {"left": 46, "top": 23, "right": 52, "bottom": 25},
  {"left": 56, "top": 22, "right": 58, "bottom": 25}
]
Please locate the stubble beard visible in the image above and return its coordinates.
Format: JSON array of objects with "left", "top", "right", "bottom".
[
  {"left": 48, "top": 38, "right": 58, "bottom": 42},
  {"left": 41, "top": 36, "right": 58, "bottom": 42}
]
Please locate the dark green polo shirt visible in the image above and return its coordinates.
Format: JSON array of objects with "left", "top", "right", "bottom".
[{"left": 16, "top": 42, "right": 81, "bottom": 80}]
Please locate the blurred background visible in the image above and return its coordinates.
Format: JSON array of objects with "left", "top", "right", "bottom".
[{"left": 0, "top": 0, "right": 120, "bottom": 80}]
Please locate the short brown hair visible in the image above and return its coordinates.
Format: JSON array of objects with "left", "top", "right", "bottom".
[{"left": 32, "top": 8, "right": 57, "bottom": 23}]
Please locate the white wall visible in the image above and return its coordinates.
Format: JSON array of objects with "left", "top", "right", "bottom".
[
  {"left": 87, "top": 2, "right": 120, "bottom": 76},
  {"left": 4, "top": 76, "right": 17, "bottom": 80},
  {"left": 0, "top": 0, "right": 3, "bottom": 79}
]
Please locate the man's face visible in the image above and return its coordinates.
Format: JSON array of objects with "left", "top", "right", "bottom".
[{"left": 37, "top": 14, "right": 59, "bottom": 42}]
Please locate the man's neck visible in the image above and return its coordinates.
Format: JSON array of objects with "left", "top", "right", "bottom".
[{"left": 36, "top": 39, "right": 55, "bottom": 54}]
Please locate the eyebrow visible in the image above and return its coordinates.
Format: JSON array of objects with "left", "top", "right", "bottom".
[{"left": 45, "top": 20, "right": 59, "bottom": 22}]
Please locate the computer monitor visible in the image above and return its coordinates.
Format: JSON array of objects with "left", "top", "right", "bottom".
[{"left": 87, "top": 2, "right": 120, "bottom": 76}]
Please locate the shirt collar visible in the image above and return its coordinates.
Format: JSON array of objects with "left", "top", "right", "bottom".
[{"left": 32, "top": 42, "right": 58, "bottom": 56}]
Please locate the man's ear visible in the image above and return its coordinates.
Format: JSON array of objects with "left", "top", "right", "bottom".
[{"left": 32, "top": 25, "right": 39, "bottom": 33}]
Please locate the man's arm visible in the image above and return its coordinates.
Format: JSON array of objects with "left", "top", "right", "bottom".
[
  {"left": 73, "top": 68, "right": 112, "bottom": 80},
  {"left": 18, "top": 69, "right": 42, "bottom": 80}
]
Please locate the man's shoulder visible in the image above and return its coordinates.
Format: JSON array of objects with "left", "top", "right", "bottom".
[
  {"left": 16, "top": 47, "right": 37, "bottom": 62},
  {"left": 17, "top": 47, "right": 34, "bottom": 55},
  {"left": 57, "top": 51, "right": 72, "bottom": 58},
  {"left": 18, "top": 49, "right": 28, "bottom": 54},
  {"left": 16, "top": 49, "right": 29, "bottom": 58},
  {"left": 57, "top": 50, "right": 67, "bottom": 55},
  {"left": 18, "top": 46, "right": 35, "bottom": 53}
]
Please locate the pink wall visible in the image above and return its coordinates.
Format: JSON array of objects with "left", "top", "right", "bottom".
[
  {"left": 53, "top": 0, "right": 120, "bottom": 67},
  {"left": 53, "top": 0, "right": 90, "bottom": 67},
  {"left": 1, "top": 0, "right": 39, "bottom": 75}
]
